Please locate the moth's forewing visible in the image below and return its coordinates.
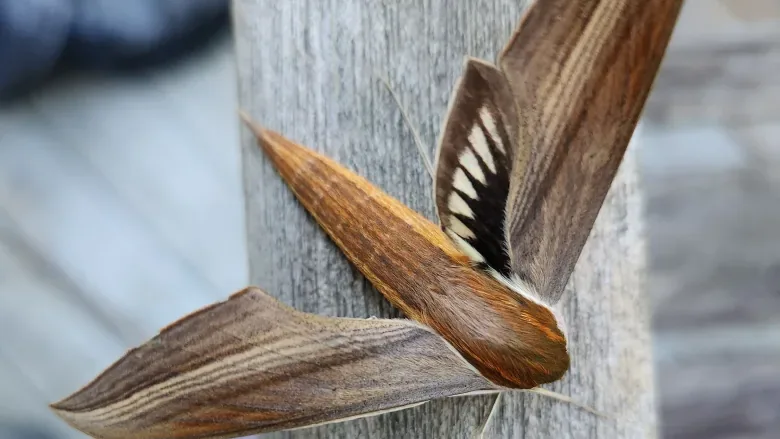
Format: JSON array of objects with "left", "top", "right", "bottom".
[
  {"left": 433, "top": 58, "right": 524, "bottom": 277},
  {"left": 51, "top": 287, "right": 496, "bottom": 439},
  {"left": 498, "top": 0, "right": 684, "bottom": 304}
]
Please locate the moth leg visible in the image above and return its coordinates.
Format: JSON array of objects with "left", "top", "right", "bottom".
[
  {"left": 523, "top": 387, "right": 610, "bottom": 418},
  {"left": 377, "top": 74, "right": 435, "bottom": 180},
  {"left": 473, "top": 393, "right": 502, "bottom": 439}
]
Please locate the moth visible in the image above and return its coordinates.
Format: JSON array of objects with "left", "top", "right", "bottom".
[{"left": 50, "top": 0, "right": 683, "bottom": 438}]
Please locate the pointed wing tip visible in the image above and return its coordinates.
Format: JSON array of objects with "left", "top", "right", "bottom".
[
  {"left": 45, "top": 287, "right": 269, "bottom": 414},
  {"left": 238, "top": 109, "right": 270, "bottom": 139},
  {"left": 49, "top": 400, "right": 94, "bottom": 438},
  {"left": 49, "top": 379, "right": 99, "bottom": 414},
  {"left": 237, "top": 110, "right": 304, "bottom": 158},
  {"left": 49, "top": 400, "right": 69, "bottom": 416},
  {"left": 49, "top": 397, "right": 71, "bottom": 411},
  {"left": 45, "top": 286, "right": 281, "bottom": 439},
  {"left": 49, "top": 378, "right": 112, "bottom": 435},
  {"left": 238, "top": 109, "right": 284, "bottom": 146}
]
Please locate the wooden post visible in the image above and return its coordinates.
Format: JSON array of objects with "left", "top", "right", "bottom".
[{"left": 233, "top": 1, "right": 655, "bottom": 437}]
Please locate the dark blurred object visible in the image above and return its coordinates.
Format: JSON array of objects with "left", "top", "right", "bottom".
[
  {"left": 63, "top": 0, "right": 229, "bottom": 67},
  {"left": 0, "top": 0, "right": 73, "bottom": 99},
  {"left": 0, "top": 0, "right": 229, "bottom": 99}
]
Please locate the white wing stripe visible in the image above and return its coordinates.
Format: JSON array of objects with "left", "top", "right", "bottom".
[
  {"left": 479, "top": 107, "right": 505, "bottom": 155},
  {"left": 452, "top": 168, "right": 478, "bottom": 199},
  {"left": 448, "top": 216, "right": 475, "bottom": 240},
  {"left": 446, "top": 231, "right": 485, "bottom": 263},
  {"left": 458, "top": 148, "right": 486, "bottom": 184},
  {"left": 447, "top": 192, "right": 474, "bottom": 219},
  {"left": 468, "top": 124, "right": 497, "bottom": 174}
]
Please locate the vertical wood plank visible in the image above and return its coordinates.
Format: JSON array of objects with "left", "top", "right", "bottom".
[{"left": 234, "top": 1, "right": 654, "bottom": 437}]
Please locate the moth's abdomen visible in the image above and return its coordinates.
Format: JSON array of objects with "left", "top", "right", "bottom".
[{"left": 250, "top": 125, "right": 569, "bottom": 388}]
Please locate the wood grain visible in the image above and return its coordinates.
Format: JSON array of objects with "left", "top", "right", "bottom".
[{"left": 234, "top": 0, "right": 655, "bottom": 437}]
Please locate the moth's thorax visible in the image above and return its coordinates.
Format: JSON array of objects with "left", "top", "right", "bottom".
[{"left": 257, "top": 130, "right": 569, "bottom": 388}]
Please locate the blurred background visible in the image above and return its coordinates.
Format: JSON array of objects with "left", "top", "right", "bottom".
[{"left": 0, "top": 1, "right": 777, "bottom": 438}]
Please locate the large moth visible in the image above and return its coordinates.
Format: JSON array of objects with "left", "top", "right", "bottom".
[{"left": 50, "top": 0, "right": 683, "bottom": 438}]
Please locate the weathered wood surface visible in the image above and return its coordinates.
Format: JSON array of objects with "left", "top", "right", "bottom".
[{"left": 234, "top": 1, "right": 654, "bottom": 438}]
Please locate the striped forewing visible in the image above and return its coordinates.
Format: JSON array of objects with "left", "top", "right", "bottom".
[
  {"left": 498, "top": 0, "right": 684, "bottom": 304},
  {"left": 51, "top": 287, "right": 497, "bottom": 439}
]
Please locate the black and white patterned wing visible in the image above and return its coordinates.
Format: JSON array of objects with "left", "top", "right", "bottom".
[{"left": 434, "top": 58, "right": 525, "bottom": 277}]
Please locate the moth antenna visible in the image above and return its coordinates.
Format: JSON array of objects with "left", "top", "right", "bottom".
[
  {"left": 523, "top": 387, "right": 611, "bottom": 419},
  {"left": 474, "top": 393, "right": 502, "bottom": 439},
  {"left": 377, "top": 74, "right": 435, "bottom": 180}
]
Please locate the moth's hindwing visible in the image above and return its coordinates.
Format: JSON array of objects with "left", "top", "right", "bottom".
[{"left": 434, "top": 58, "right": 523, "bottom": 277}]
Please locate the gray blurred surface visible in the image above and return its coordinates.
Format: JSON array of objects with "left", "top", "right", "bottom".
[
  {"left": 0, "top": 1, "right": 778, "bottom": 438},
  {"left": 640, "top": 2, "right": 780, "bottom": 438},
  {"left": 0, "top": 34, "right": 246, "bottom": 439}
]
